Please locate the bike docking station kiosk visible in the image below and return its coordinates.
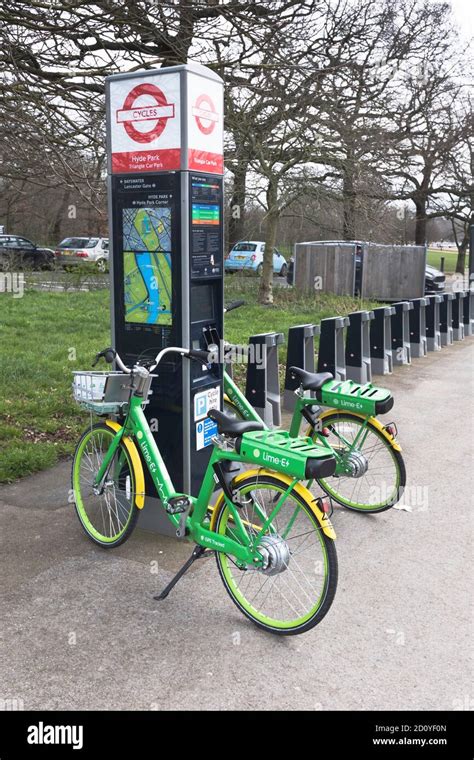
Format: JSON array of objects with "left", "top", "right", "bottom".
[{"left": 106, "top": 64, "right": 224, "bottom": 534}]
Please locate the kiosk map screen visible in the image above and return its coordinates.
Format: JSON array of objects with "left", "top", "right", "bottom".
[{"left": 123, "top": 207, "right": 172, "bottom": 325}]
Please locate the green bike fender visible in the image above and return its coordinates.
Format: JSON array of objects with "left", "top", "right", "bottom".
[
  {"left": 105, "top": 420, "right": 145, "bottom": 508},
  {"left": 210, "top": 468, "right": 336, "bottom": 540},
  {"left": 312, "top": 410, "right": 402, "bottom": 453}
]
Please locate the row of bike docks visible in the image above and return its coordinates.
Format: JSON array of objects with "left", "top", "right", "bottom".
[{"left": 229, "top": 289, "right": 474, "bottom": 428}]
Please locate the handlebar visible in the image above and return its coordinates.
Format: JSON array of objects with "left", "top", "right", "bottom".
[{"left": 92, "top": 346, "right": 212, "bottom": 374}]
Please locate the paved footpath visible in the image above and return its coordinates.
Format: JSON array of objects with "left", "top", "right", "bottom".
[{"left": 0, "top": 340, "right": 472, "bottom": 710}]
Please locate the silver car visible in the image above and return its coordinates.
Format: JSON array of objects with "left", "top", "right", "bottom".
[{"left": 55, "top": 237, "right": 109, "bottom": 272}]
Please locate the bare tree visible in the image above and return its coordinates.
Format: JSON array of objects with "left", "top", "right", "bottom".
[
  {"left": 0, "top": 1, "right": 309, "bottom": 208},
  {"left": 429, "top": 106, "right": 474, "bottom": 272}
]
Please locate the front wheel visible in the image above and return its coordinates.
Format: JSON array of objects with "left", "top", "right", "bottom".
[
  {"left": 212, "top": 472, "right": 338, "bottom": 635},
  {"left": 309, "top": 413, "right": 406, "bottom": 513},
  {"left": 72, "top": 422, "right": 139, "bottom": 547}
]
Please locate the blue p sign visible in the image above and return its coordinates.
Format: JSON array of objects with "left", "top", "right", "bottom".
[{"left": 195, "top": 394, "right": 207, "bottom": 418}]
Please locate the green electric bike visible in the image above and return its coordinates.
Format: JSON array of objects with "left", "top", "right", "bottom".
[
  {"left": 71, "top": 345, "right": 339, "bottom": 635},
  {"left": 221, "top": 301, "right": 406, "bottom": 514}
]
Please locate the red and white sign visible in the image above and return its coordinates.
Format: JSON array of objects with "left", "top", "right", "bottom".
[
  {"left": 187, "top": 73, "right": 223, "bottom": 174},
  {"left": 108, "top": 73, "right": 181, "bottom": 173},
  {"left": 192, "top": 94, "right": 218, "bottom": 135},
  {"left": 108, "top": 67, "right": 223, "bottom": 174},
  {"left": 116, "top": 83, "right": 175, "bottom": 143}
]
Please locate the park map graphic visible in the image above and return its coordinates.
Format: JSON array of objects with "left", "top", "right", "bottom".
[{"left": 123, "top": 207, "right": 172, "bottom": 325}]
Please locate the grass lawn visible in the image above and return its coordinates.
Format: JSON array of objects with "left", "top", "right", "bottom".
[
  {"left": 0, "top": 290, "right": 110, "bottom": 482},
  {"left": 426, "top": 249, "right": 460, "bottom": 273},
  {"left": 0, "top": 278, "right": 378, "bottom": 482}
]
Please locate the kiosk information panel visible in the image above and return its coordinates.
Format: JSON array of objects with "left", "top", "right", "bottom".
[
  {"left": 106, "top": 65, "right": 224, "bottom": 529},
  {"left": 111, "top": 173, "right": 180, "bottom": 351},
  {"left": 190, "top": 173, "right": 223, "bottom": 278}
]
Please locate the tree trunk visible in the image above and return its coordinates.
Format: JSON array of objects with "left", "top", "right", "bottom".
[
  {"left": 414, "top": 198, "right": 427, "bottom": 246},
  {"left": 50, "top": 188, "right": 71, "bottom": 244},
  {"left": 455, "top": 243, "right": 467, "bottom": 274},
  {"left": 258, "top": 179, "right": 278, "bottom": 305},
  {"left": 228, "top": 162, "right": 247, "bottom": 249},
  {"left": 455, "top": 227, "right": 469, "bottom": 274},
  {"left": 342, "top": 163, "right": 356, "bottom": 241}
]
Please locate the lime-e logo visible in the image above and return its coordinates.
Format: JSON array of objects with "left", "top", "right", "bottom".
[
  {"left": 262, "top": 452, "right": 290, "bottom": 468},
  {"left": 333, "top": 397, "right": 363, "bottom": 410},
  {"left": 140, "top": 439, "right": 157, "bottom": 473}
]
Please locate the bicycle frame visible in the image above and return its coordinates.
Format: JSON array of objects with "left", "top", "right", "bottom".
[{"left": 92, "top": 393, "right": 306, "bottom": 568}]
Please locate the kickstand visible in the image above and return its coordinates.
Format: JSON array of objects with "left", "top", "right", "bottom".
[{"left": 153, "top": 545, "right": 208, "bottom": 601}]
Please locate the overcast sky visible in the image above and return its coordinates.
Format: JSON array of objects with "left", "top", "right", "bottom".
[{"left": 450, "top": 0, "right": 474, "bottom": 39}]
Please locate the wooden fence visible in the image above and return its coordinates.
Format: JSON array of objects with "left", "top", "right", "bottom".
[
  {"left": 293, "top": 241, "right": 426, "bottom": 300},
  {"left": 294, "top": 242, "right": 356, "bottom": 295},
  {"left": 360, "top": 244, "right": 426, "bottom": 300}
]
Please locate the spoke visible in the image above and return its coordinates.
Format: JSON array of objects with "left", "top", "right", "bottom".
[
  {"left": 76, "top": 430, "right": 134, "bottom": 538},
  {"left": 221, "top": 481, "right": 328, "bottom": 624}
]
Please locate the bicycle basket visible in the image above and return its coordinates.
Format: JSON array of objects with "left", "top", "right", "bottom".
[{"left": 72, "top": 371, "right": 138, "bottom": 415}]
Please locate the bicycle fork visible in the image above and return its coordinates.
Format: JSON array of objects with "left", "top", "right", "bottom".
[{"left": 92, "top": 427, "right": 125, "bottom": 494}]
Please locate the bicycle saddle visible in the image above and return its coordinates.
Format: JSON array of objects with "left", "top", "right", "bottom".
[
  {"left": 289, "top": 367, "right": 333, "bottom": 391},
  {"left": 207, "top": 409, "right": 265, "bottom": 437}
]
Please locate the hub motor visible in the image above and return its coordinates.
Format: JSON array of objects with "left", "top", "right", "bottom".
[
  {"left": 257, "top": 535, "right": 291, "bottom": 575},
  {"left": 343, "top": 450, "right": 368, "bottom": 478}
]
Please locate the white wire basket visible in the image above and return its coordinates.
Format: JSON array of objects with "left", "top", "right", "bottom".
[{"left": 72, "top": 371, "right": 138, "bottom": 415}]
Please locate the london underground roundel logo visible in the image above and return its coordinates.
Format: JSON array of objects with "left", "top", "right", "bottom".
[
  {"left": 192, "top": 94, "right": 219, "bottom": 135},
  {"left": 116, "top": 83, "right": 175, "bottom": 144}
]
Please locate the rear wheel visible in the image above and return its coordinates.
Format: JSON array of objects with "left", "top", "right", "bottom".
[
  {"left": 280, "top": 263, "right": 288, "bottom": 277},
  {"left": 213, "top": 472, "right": 338, "bottom": 635},
  {"left": 310, "top": 413, "right": 405, "bottom": 512},
  {"left": 96, "top": 258, "right": 107, "bottom": 273},
  {"left": 256, "top": 263, "right": 263, "bottom": 276},
  {"left": 72, "top": 423, "right": 139, "bottom": 547}
]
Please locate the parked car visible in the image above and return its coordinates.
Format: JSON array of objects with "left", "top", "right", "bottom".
[
  {"left": 55, "top": 237, "right": 109, "bottom": 272},
  {"left": 225, "top": 241, "right": 288, "bottom": 276},
  {"left": 0, "top": 235, "right": 55, "bottom": 271},
  {"left": 424, "top": 263, "right": 445, "bottom": 294}
]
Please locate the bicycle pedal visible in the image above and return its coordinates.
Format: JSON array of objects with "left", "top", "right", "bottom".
[{"left": 166, "top": 496, "right": 191, "bottom": 515}]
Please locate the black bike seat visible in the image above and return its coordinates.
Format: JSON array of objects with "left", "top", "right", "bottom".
[
  {"left": 207, "top": 409, "right": 265, "bottom": 437},
  {"left": 289, "top": 367, "right": 333, "bottom": 391}
]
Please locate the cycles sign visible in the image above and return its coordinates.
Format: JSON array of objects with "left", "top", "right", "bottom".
[
  {"left": 108, "top": 72, "right": 181, "bottom": 173},
  {"left": 192, "top": 94, "right": 218, "bottom": 135},
  {"left": 187, "top": 72, "right": 224, "bottom": 173},
  {"left": 116, "top": 83, "right": 175, "bottom": 143},
  {"left": 107, "top": 67, "right": 224, "bottom": 174}
]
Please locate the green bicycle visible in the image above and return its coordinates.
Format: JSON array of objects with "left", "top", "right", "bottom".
[
  {"left": 221, "top": 301, "right": 406, "bottom": 513},
  {"left": 71, "top": 345, "right": 338, "bottom": 635}
]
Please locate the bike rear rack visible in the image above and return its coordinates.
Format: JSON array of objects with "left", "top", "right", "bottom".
[{"left": 316, "top": 378, "right": 393, "bottom": 416}]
